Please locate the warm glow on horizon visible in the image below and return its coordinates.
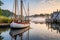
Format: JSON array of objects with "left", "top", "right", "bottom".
[{"left": 1, "top": 0, "right": 60, "bottom": 15}]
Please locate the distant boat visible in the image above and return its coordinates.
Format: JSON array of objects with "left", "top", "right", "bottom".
[{"left": 10, "top": 0, "right": 30, "bottom": 28}]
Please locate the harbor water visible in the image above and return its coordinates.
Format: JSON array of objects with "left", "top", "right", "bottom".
[{"left": 0, "top": 17, "right": 60, "bottom": 40}]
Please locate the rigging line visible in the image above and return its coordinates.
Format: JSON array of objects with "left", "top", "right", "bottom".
[
  {"left": 22, "top": 1, "right": 28, "bottom": 16},
  {"left": 23, "top": 5, "right": 27, "bottom": 16}
]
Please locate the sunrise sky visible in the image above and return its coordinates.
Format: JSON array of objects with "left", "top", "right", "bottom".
[{"left": 1, "top": 0, "right": 60, "bottom": 15}]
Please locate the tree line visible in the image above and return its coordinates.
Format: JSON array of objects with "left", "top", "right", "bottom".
[{"left": 0, "top": 1, "right": 13, "bottom": 17}]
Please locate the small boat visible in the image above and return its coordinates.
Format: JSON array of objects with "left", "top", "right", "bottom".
[{"left": 10, "top": 0, "right": 30, "bottom": 28}]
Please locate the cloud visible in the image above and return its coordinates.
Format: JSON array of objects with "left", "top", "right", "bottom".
[{"left": 28, "top": 0, "right": 60, "bottom": 14}]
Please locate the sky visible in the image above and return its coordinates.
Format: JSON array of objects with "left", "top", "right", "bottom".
[{"left": 1, "top": 0, "right": 60, "bottom": 15}]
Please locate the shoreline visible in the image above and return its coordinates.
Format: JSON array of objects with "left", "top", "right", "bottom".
[{"left": 0, "top": 23, "right": 10, "bottom": 28}]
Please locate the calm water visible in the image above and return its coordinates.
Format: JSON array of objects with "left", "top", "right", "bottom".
[{"left": 0, "top": 17, "right": 60, "bottom": 40}]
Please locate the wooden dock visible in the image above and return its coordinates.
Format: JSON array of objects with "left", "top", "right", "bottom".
[{"left": 0, "top": 23, "right": 10, "bottom": 28}]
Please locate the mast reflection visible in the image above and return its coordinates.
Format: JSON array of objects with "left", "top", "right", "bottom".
[
  {"left": 9, "top": 27, "right": 30, "bottom": 40},
  {"left": 46, "top": 23, "right": 60, "bottom": 34}
]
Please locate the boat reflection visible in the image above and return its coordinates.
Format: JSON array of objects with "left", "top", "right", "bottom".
[
  {"left": 9, "top": 27, "right": 30, "bottom": 40},
  {"left": 46, "top": 23, "right": 60, "bottom": 33}
]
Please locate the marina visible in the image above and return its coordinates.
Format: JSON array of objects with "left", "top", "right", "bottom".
[{"left": 0, "top": 0, "right": 60, "bottom": 40}]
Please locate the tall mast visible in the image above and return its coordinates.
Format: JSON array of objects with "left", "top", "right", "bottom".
[
  {"left": 20, "top": 0, "right": 23, "bottom": 22},
  {"left": 14, "top": 0, "right": 17, "bottom": 18},
  {"left": 28, "top": 2, "right": 29, "bottom": 22}
]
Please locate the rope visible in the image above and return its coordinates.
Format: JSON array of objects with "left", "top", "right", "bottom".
[{"left": 22, "top": 1, "right": 28, "bottom": 16}]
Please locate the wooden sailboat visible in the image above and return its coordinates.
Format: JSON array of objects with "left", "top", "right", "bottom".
[{"left": 10, "top": 0, "right": 30, "bottom": 28}]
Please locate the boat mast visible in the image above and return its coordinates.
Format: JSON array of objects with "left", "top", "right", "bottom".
[
  {"left": 20, "top": 0, "right": 23, "bottom": 22},
  {"left": 14, "top": 0, "right": 17, "bottom": 18},
  {"left": 28, "top": 2, "right": 29, "bottom": 23}
]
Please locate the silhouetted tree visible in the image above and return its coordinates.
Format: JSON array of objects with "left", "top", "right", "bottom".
[
  {"left": 2, "top": 10, "right": 13, "bottom": 17},
  {"left": 0, "top": 1, "right": 3, "bottom": 15},
  {"left": 0, "top": 1, "right": 4, "bottom": 6}
]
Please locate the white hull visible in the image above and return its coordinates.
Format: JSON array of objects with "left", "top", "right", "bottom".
[{"left": 10, "top": 22, "right": 30, "bottom": 28}]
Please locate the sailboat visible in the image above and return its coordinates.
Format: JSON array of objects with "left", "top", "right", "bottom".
[{"left": 10, "top": 0, "right": 30, "bottom": 28}]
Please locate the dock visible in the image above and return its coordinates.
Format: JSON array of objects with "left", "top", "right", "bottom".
[{"left": 0, "top": 23, "right": 10, "bottom": 28}]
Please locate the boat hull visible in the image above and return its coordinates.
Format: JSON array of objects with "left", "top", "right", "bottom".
[{"left": 10, "top": 22, "right": 30, "bottom": 28}]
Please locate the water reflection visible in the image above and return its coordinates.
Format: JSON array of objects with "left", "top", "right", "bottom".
[
  {"left": 0, "top": 28, "right": 9, "bottom": 40},
  {"left": 46, "top": 23, "right": 60, "bottom": 34},
  {"left": 9, "top": 27, "right": 30, "bottom": 40},
  {"left": 0, "top": 23, "right": 60, "bottom": 40}
]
